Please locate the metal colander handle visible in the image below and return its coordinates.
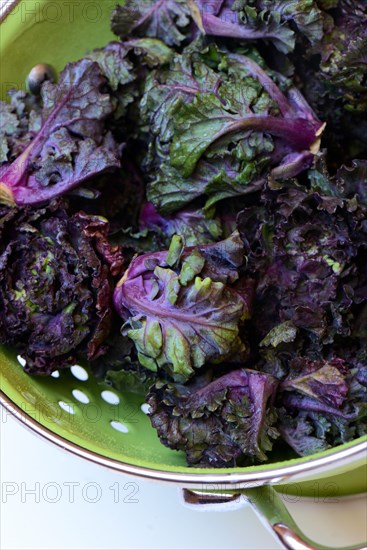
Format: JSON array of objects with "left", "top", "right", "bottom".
[{"left": 183, "top": 486, "right": 367, "bottom": 550}]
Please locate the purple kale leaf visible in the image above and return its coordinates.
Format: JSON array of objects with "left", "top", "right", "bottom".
[
  {"left": 0, "top": 90, "right": 42, "bottom": 164},
  {"left": 86, "top": 42, "right": 136, "bottom": 92},
  {"left": 147, "top": 368, "right": 279, "bottom": 466},
  {"left": 142, "top": 44, "right": 323, "bottom": 213},
  {"left": 315, "top": 1, "right": 367, "bottom": 113},
  {"left": 290, "top": 2, "right": 367, "bottom": 164},
  {"left": 0, "top": 204, "right": 124, "bottom": 374},
  {"left": 277, "top": 359, "right": 367, "bottom": 456},
  {"left": 280, "top": 357, "right": 349, "bottom": 409},
  {"left": 86, "top": 39, "right": 173, "bottom": 123},
  {"left": 336, "top": 160, "right": 367, "bottom": 205},
  {"left": 238, "top": 182, "right": 367, "bottom": 344},
  {"left": 139, "top": 202, "right": 223, "bottom": 246},
  {"left": 147, "top": 155, "right": 268, "bottom": 214},
  {"left": 111, "top": 0, "right": 193, "bottom": 46},
  {"left": 190, "top": 0, "right": 327, "bottom": 53},
  {"left": 113, "top": 232, "right": 251, "bottom": 381},
  {"left": 0, "top": 59, "right": 121, "bottom": 207}
]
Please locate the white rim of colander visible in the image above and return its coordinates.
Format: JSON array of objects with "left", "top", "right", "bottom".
[{"left": 0, "top": 0, "right": 20, "bottom": 22}]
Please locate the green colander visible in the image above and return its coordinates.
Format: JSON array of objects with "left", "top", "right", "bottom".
[{"left": 1, "top": 2, "right": 366, "bottom": 549}]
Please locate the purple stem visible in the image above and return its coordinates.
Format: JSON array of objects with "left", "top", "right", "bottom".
[
  {"left": 228, "top": 53, "right": 293, "bottom": 117},
  {"left": 214, "top": 115, "right": 322, "bottom": 151},
  {"left": 283, "top": 394, "right": 356, "bottom": 420},
  {"left": 188, "top": 369, "right": 250, "bottom": 401},
  {"left": 271, "top": 151, "right": 315, "bottom": 180},
  {"left": 202, "top": 13, "right": 272, "bottom": 39},
  {"left": 1, "top": 77, "right": 83, "bottom": 191},
  {"left": 130, "top": 0, "right": 166, "bottom": 31}
]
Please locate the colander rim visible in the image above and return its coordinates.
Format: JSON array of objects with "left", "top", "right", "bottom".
[{"left": 1, "top": 388, "right": 366, "bottom": 487}]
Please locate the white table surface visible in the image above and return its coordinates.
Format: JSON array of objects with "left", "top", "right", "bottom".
[{"left": 1, "top": 410, "right": 366, "bottom": 550}]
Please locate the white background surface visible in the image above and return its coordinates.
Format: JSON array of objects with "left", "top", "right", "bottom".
[{"left": 0, "top": 411, "right": 366, "bottom": 550}]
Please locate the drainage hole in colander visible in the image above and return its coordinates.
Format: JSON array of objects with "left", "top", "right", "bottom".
[
  {"left": 51, "top": 370, "right": 60, "bottom": 378},
  {"left": 72, "top": 389, "right": 90, "bottom": 404},
  {"left": 17, "top": 355, "right": 26, "bottom": 368},
  {"left": 140, "top": 403, "right": 151, "bottom": 415},
  {"left": 58, "top": 401, "right": 75, "bottom": 414},
  {"left": 101, "top": 390, "right": 120, "bottom": 405},
  {"left": 70, "top": 364, "right": 89, "bottom": 381},
  {"left": 110, "top": 420, "right": 129, "bottom": 433}
]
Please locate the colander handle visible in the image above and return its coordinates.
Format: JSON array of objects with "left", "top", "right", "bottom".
[{"left": 182, "top": 485, "right": 367, "bottom": 550}]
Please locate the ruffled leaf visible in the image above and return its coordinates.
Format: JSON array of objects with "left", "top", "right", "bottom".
[
  {"left": 111, "top": 0, "right": 193, "bottom": 46},
  {"left": 147, "top": 368, "right": 279, "bottom": 466},
  {"left": 114, "top": 233, "right": 249, "bottom": 381},
  {"left": 0, "top": 204, "right": 124, "bottom": 374},
  {"left": 0, "top": 60, "right": 121, "bottom": 207}
]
